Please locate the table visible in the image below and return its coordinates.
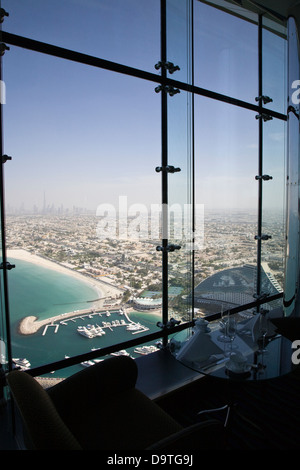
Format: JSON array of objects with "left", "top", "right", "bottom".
[{"left": 171, "top": 314, "right": 296, "bottom": 381}]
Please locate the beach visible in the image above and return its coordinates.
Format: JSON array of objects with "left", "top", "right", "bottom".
[
  {"left": 7, "top": 249, "right": 123, "bottom": 303},
  {"left": 7, "top": 249, "right": 126, "bottom": 334},
  {"left": 7, "top": 249, "right": 162, "bottom": 337}
]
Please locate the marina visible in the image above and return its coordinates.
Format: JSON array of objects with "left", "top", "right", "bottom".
[
  {"left": 11, "top": 308, "right": 161, "bottom": 379},
  {"left": 8, "top": 254, "right": 161, "bottom": 380},
  {"left": 35, "top": 306, "right": 150, "bottom": 339}
]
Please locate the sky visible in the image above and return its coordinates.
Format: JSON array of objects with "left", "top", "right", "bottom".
[{"left": 1, "top": 0, "right": 287, "bottom": 215}]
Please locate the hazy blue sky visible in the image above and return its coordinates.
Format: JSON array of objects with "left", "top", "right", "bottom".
[{"left": 1, "top": 0, "right": 287, "bottom": 214}]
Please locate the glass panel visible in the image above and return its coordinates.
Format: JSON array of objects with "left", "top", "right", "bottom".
[
  {"left": 2, "top": 0, "right": 160, "bottom": 73},
  {"left": 166, "top": 0, "right": 193, "bottom": 324},
  {"left": 166, "top": 0, "right": 193, "bottom": 84},
  {"left": 167, "top": 89, "right": 193, "bottom": 323},
  {"left": 3, "top": 47, "right": 161, "bottom": 376},
  {"left": 261, "top": 118, "right": 286, "bottom": 307},
  {"left": 0, "top": 193, "right": 9, "bottom": 377},
  {"left": 262, "top": 17, "right": 287, "bottom": 115},
  {"left": 194, "top": 96, "right": 258, "bottom": 318},
  {"left": 0, "top": 223, "right": 8, "bottom": 373},
  {"left": 194, "top": 0, "right": 258, "bottom": 103},
  {"left": 284, "top": 17, "right": 300, "bottom": 316},
  {"left": 0, "top": 23, "right": 9, "bottom": 378}
]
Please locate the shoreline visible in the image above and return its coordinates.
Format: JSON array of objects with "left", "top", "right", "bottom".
[
  {"left": 8, "top": 249, "right": 162, "bottom": 336},
  {"left": 7, "top": 248, "right": 123, "bottom": 306}
]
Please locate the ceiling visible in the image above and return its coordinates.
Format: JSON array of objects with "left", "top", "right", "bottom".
[
  {"left": 255, "top": 0, "right": 300, "bottom": 17},
  {"left": 244, "top": 0, "right": 300, "bottom": 28}
]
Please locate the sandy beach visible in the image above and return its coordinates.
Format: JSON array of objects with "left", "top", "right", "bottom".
[
  {"left": 7, "top": 249, "right": 124, "bottom": 332},
  {"left": 7, "top": 249, "right": 162, "bottom": 335},
  {"left": 7, "top": 249, "right": 123, "bottom": 300}
]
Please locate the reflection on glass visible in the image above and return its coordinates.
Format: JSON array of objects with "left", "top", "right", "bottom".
[
  {"left": 194, "top": 96, "right": 258, "bottom": 318},
  {"left": 2, "top": 0, "right": 160, "bottom": 73},
  {"left": 284, "top": 17, "right": 300, "bottom": 316},
  {"left": 262, "top": 17, "right": 287, "bottom": 115},
  {"left": 167, "top": 88, "right": 193, "bottom": 322},
  {"left": 0, "top": 51, "right": 8, "bottom": 373},
  {"left": 3, "top": 48, "right": 161, "bottom": 374},
  {"left": 194, "top": 0, "right": 258, "bottom": 102},
  {"left": 261, "top": 118, "right": 286, "bottom": 302},
  {"left": 166, "top": 0, "right": 193, "bottom": 84},
  {"left": 0, "top": 208, "right": 9, "bottom": 372}
]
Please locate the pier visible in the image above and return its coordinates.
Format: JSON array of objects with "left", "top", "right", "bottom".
[{"left": 42, "top": 324, "right": 59, "bottom": 336}]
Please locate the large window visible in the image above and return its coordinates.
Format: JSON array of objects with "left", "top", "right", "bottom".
[
  {"left": 192, "top": 3, "right": 287, "bottom": 322},
  {"left": 194, "top": 97, "right": 258, "bottom": 315},
  {"left": 194, "top": 0, "right": 258, "bottom": 102},
  {"left": 0, "top": 0, "right": 288, "bottom": 378}
]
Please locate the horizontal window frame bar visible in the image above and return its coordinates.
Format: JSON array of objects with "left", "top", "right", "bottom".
[
  {"left": 21, "top": 292, "right": 282, "bottom": 377},
  {"left": 166, "top": 76, "right": 287, "bottom": 121},
  {"left": 23, "top": 322, "right": 193, "bottom": 377},
  {"left": 203, "top": 291, "right": 283, "bottom": 322},
  {"left": 2, "top": 31, "right": 287, "bottom": 122},
  {"left": 1, "top": 31, "right": 161, "bottom": 84}
]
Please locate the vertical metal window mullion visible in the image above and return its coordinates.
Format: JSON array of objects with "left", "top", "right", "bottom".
[
  {"left": 190, "top": 0, "right": 195, "bottom": 323},
  {"left": 0, "top": 35, "right": 13, "bottom": 373},
  {"left": 160, "top": 0, "right": 169, "bottom": 346},
  {"left": 255, "top": 14, "right": 263, "bottom": 310}
]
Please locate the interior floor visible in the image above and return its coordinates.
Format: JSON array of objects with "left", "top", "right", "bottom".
[{"left": 155, "top": 367, "right": 300, "bottom": 449}]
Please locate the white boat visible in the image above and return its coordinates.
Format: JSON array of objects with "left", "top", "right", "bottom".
[
  {"left": 133, "top": 345, "right": 159, "bottom": 356},
  {"left": 78, "top": 324, "right": 106, "bottom": 338},
  {"left": 110, "top": 350, "right": 130, "bottom": 357},
  {"left": 95, "top": 325, "right": 105, "bottom": 336},
  {"left": 81, "top": 360, "right": 94, "bottom": 367},
  {"left": 12, "top": 358, "right": 31, "bottom": 369},
  {"left": 0, "top": 353, "right": 7, "bottom": 365},
  {"left": 106, "top": 311, "right": 111, "bottom": 317},
  {"left": 77, "top": 326, "right": 94, "bottom": 338},
  {"left": 126, "top": 322, "right": 143, "bottom": 331}
]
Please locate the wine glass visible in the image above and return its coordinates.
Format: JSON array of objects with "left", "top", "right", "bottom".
[
  {"left": 257, "top": 310, "right": 269, "bottom": 353},
  {"left": 217, "top": 305, "right": 231, "bottom": 343},
  {"left": 226, "top": 316, "right": 237, "bottom": 357}
]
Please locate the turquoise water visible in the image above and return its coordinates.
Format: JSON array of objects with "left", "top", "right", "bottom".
[
  {"left": 6, "top": 259, "right": 159, "bottom": 377},
  {"left": 8, "top": 259, "right": 100, "bottom": 322}
]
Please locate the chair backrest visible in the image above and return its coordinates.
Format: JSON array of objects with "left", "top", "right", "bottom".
[{"left": 6, "top": 370, "right": 82, "bottom": 450}]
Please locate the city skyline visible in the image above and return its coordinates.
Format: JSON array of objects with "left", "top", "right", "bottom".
[{"left": 6, "top": 210, "right": 285, "bottom": 302}]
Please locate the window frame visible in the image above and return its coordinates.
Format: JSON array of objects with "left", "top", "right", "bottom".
[{"left": 0, "top": 0, "right": 287, "bottom": 378}]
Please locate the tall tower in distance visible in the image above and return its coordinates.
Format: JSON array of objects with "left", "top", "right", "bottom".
[{"left": 43, "top": 191, "right": 46, "bottom": 214}]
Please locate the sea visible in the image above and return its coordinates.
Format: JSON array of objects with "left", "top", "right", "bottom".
[{"left": 5, "top": 258, "right": 160, "bottom": 378}]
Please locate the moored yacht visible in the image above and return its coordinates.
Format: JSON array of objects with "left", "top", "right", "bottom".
[{"left": 12, "top": 357, "right": 31, "bottom": 370}]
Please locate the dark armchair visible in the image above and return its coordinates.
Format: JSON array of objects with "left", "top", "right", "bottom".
[{"left": 6, "top": 355, "right": 224, "bottom": 450}]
